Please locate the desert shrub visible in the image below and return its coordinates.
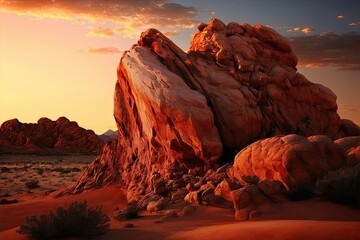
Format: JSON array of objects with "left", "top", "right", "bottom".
[
  {"left": 1, "top": 166, "right": 12, "bottom": 173},
  {"left": 17, "top": 200, "right": 110, "bottom": 239},
  {"left": 35, "top": 168, "right": 45, "bottom": 175},
  {"left": 70, "top": 167, "right": 81, "bottom": 172},
  {"left": 287, "top": 184, "right": 312, "bottom": 200},
  {"left": 25, "top": 180, "right": 40, "bottom": 189},
  {"left": 0, "top": 199, "right": 18, "bottom": 204},
  {"left": 52, "top": 167, "right": 71, "bottom": 174},
  {"left": 315, "top": 164, "right": 360, "bottom": 208}
]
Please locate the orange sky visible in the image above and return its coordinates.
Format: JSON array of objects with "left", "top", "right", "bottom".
[{"left": 0, "top": 1, "right": 359, "bottom": 134}]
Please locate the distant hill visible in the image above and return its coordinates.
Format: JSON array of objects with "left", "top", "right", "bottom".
[
  {"left": 99, "top": 129, "right": 118, "bottom": 141},
  {"left": 0, "top": 117, "right": 104, "bottom": 155}
]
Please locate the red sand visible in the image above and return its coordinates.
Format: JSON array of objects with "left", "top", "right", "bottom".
[{"left": 1, "top": 185, "right": 359, "bottom": 240}]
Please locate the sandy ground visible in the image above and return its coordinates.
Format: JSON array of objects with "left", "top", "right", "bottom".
[
  {"left": 0, "top": 185, "right": 359, "bottom": 240},
  {"left": 0, "top": 154, "right": 96, "bottom": 196}
]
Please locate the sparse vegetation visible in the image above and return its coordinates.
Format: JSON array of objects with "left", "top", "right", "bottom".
[
  {"left": 17, "top": 200, "right": 110, "bottom": 239},
  {"left": 35, "top": 168, "right": 45, "bottom": 175},
  {"left": 25, "top": 180, "right": 40, "bottom": 189},
  {"left": 0, "top": 154, "right": 96, "bottom": 196},
  {"left": 52, "top": 167, "right": 71, "bottom": 174},
  {"left": 315, "top": 164, "right": 360, "bottom": 208},
  {"left": 1, "top": 166, "right": 12, "bottom": 173}
]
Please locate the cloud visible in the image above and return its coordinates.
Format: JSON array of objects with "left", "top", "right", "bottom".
[
  {"left": 85, "top": 47, "right": 122, "bottom": 54},
  {"left": 88, "top": 27, "right": 115, "bottom": 38},
  {"left": 339, "top": 104, "right": 360, "bottom": 112},
  {"left": 301, "top": 27, "right": 314, "bottom": 34},
  {"left": 349, "top": 22, "right": 360, "bottom": 26},
  {"left": 337, "top": 15, "right": 345, "bottom": 19},
  {"left": 0, "top": 0, "right": 197, "bottom": 38},
  {"left": 287, "top": 27, "right": 314, "bottom": 34},
  {"left": 163, "top": 30, "right": 180, "bottom": 37},
  {"left": 288, "top": 32, "right": 360, "bottom": 71}
]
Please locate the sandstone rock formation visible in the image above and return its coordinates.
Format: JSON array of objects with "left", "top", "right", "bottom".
[
  {"left": 231, "top": 180, "right": 288, "bottom": 220},
  {"left": 61, "top": 19, "right": 359, "bottom": 204},
  {"left": 0, "top": 117, "right": 104, "bottom": 154},
  {"left": 233, "top": 135, "right": 360, "bottom": 191}
]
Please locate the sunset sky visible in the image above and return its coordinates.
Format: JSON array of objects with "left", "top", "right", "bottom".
[{"left": 0, "top": 0, "right": 359, "bottom": 134}]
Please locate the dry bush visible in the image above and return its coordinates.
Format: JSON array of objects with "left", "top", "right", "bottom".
[
  {"left": 17, "top": 200, "right": 110, "bottom": 239},
  {"left": 25, "top": 180, "right": 40, "bottom": 189},
  {"left": 315, "top": 164, "right": 360, "bottom": 208}
]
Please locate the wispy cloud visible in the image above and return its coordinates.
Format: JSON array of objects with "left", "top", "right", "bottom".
[
  {"left": 287, "top": 26, "right": 315, "bottom": 34},
  {"left": 339, "top": 104, "right": 360, "bottom": 112},
  {"left": 337, "top": 15, "right": 345, "bottom": 19},
  {"left": 301, "top": 27, "right": 314, "bottom": 34},
  {"left": 0, "top": 0, "right": 197, "bottom": 38},
  {"left": 163, "top": 30, "right": 180, "bottom": 37},
  {"left": 288, "top": 32, "right": 360, "bottom": 71},
  {"left": 349, "top": 22, "right": 360, "bottom": 26},
  {"left": 85, "top": 47, "right": 122, "bottom": 54},
  {"left": 88, "top": 27, "right": 115, "bottom": 38}
]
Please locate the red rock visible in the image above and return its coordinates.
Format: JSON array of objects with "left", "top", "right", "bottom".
[
  {"left": 180, "top": 205, "right": 197, "bottom": 217},
  {"left": 214, "top": 178, "right": 241, "bottom": 201},
  {"left": 231, "top": 180, "right": 288, "bottom": 220},
  {"left": 335, "top": 136, "right": 360, "bottom": 166},
  {"left": 233, "top": 134, "right": 347, "bottom": 190},
  {"left": 184, "top": 191, "right": 202, "bottom": 205},
  {"left": 60, "top": 19, "right": 358, "bottom": 201},
  {"left": 0, "top": 117, "right": 104, "bottom": 154},
  {"left": 337, "top": 119, "right": 360, "bottom": 138}
]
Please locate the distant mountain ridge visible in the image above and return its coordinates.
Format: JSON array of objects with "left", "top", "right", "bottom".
[
  {"left": 0, "top": 117, "right": 104, "bottom": 154},
  {"left": 99, "top": 129, "right": 118, "bottom": 141}
]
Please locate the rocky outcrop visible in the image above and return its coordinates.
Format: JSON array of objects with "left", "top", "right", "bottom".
[
  {"left": 233, "top": 135, "right": 360, "bottom": 191},
  {"left": 231, "top": 180, "right": 288, "bottom": 220},
  {"left": 0, "top": 117, "right": 104, "bottom": 154},
  {"left": 99, "top": 129, "right": 118, "bottom": 142},
  {"left": 61, "top": 19, "right": 359, "bottom": 202}
]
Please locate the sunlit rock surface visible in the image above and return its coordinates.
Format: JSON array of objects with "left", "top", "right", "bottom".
[{"left": 62, "top": 19, "right": 359, "bottom": 201}]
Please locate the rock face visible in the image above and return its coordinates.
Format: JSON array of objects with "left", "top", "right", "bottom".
[
  {"left": 62, "top": 19, "right": 359, "bottom": 201},
  {"left": 99, "top": 129, "right": 118, "bottom": 142},
  {"left": 0, "top": 117, "right": 104, "bottom": 154},
  {"left": 233, "top": 135, "right": 360, "bottom": 191}
]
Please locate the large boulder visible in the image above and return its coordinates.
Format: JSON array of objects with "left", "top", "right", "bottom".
[
  {"left": 233, "top": 135, "right": 360, "bottom": 190},
  {"left": 0, "top": 117, "right": 104, "bottom": 154},
  {"left": 61, "top": 19, "right": 357, "bottom": 201}
]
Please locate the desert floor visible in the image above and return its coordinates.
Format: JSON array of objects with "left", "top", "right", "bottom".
[
  {"left": 0, "top": 154, "right": 97, "bottom": 196},
  {"left": 0, "top": 185, "right": 359, "bottom": 240}
]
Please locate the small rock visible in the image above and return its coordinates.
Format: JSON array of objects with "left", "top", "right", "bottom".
[
  {"left": 180, "top": 205, "right": 197, "bottom": 216},
  {"left": 147, "top": 197, "right": 169, "bottom": 213},
  {"left": 184, "top": 191, "right": 202, "bottom": 205},
  {"left": 171, "top": 189, "right": 188, "bottom": 203},
  {"left": 124, "top": 223, "right": 135, "bottom": 228},
  {"left": 186, "top": 182, "right": 194, "bottom": 191}
]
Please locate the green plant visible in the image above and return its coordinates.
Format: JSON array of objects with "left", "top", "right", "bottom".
[
  {"left": 25, "top": 180, "right": 40, "bottom": 189},
  {"left": 315, "top": 164, "right": 360, "bottom": 208},
  {"left": 17, "top": 200, "right": 110, "bottom": 239}
]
